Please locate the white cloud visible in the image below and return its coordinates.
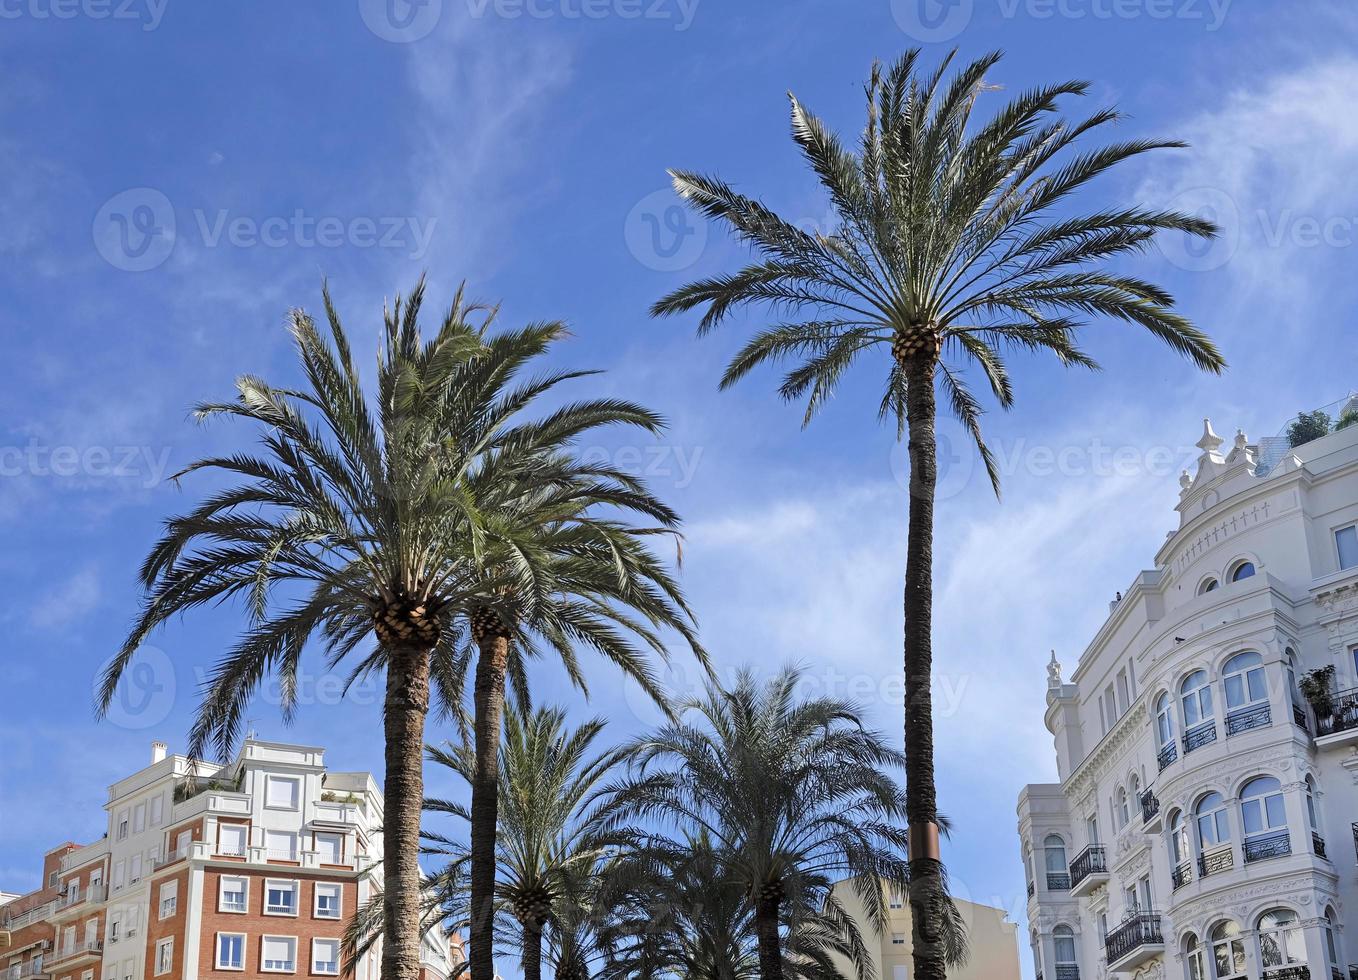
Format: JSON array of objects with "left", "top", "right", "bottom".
[{"left": 29, "top": 564, "right": 102, "bottom": 631}]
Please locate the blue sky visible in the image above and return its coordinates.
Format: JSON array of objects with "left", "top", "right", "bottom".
[{"left": 4, "top": 0, "right": 1358, "bottom": 974}]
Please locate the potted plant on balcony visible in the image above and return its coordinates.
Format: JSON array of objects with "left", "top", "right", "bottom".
[{"left": 1300, "top": 666, "right": 1336, "bottom": 720}]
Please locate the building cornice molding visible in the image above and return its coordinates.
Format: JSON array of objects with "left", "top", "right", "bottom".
[{"left": 1065, "top": 699, "right": 1149, "bottom": 800}]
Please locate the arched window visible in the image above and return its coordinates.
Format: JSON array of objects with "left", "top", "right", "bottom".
[
  {"left": 1257, "top": 909, "right": 1303, "bottom": 970},
  {"left": 1196, "top": 792, "right": 1231, "bottom": 849},
  {"left": 1210, "top": 921, "right": 1246, "bottom": 980},
  {"left": 1223, "top": 652, "right": 1267, "bottom": 710},
  {"left": 1181, "top": 670, "right": 1215, "bottom": 733},
  {"left": 1287, "top": 650, "right": 1304, "bottom": 723},
  {"left": 1199, "top": 578, "right": 1219, "bottom": 594},
  {"left": 1231, "top": 561, "right": 1256, "bottom": 582},
  {"left": 1185, "top": 934, "right": 1206, "bottom": 980},
  {"left": 1169, "top": 810, "right": 1191, "bottom": 867},
  {"left": 1030, "top": 931, "right": 1042, "bottom": 980},
  {"left": 1306, "top": 776, "right": 1320, "bottom": 833},
  {"left": 1155, "top": 692, "right": 1175, "bottom": 747},
  {"left": 1023, "top": 844, "right": 1034, "bottom": 893},
  {"left": 1325, "top": 907, "right": 1342, "bottom": 971},
  {"left": 1240, "top": 776, "right": 1288, "bottom": 860},
  {"left": 1042, "top": 836, "right": 1064, "bottom": 874},
  {"left": 1116, "top": 786, "right": 1129, "bottom": 829},
  {"left": 1053, "top": 926, "right": 1077, "bottom": 974}
]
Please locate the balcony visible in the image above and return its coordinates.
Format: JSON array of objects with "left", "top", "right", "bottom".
[
  {"left": 4, "top": 960, "right": 52, "bottom": 980},
  {"left": 1183, "top": 721, "right": 1218, "bottom": 755},
  {"left": 1156, "top": 742, "right": 1178, "bottom": 772},
  {"left": 1261, "top": 969, "right": 1311, "bottom": 980},
  {"left": 1171, "top": 861, "right": 1193, "bottom": 890},
  {"left": 1225, "top": 703, "right": 1271, "bottom": 736},
  {"left": 48, "top": 942, "right": 103, "bottom": 967},
  {"left": 1244, "top": 830, "right": 1291, "bottom": 864},
  {"left": 1198, "top": 847, "right": 1234, "bottom": 879},
  {"left": 1294, "top": 703, "right": 1311, "bottom": 733},
  {"left": 1314, "top": 833, "right": 1328, "bottom": 860},
  {"left": 55, "top": 884, "right": 106, "bottom": 913},
  {"left": 1105, "top": 912, "right": 1165, "bottom": 972},
  {"left": 1069, "top": 846, "right": 1109, "bottom": 897},
  {"left": 1141, "top": 790, "right": 1163, "bottom": 832},
  {"left": 0, "top": 902, "right": 55, "bottom": 930},
  {"left": 1046, "top": 872, "right": 1071, "bottom": 892},
  {"left": 1054, "top": 967, "right": 1079, "bottom": 980},
  {"left": 1316, "top": 687, "right": 1358, "bottom": 746}
]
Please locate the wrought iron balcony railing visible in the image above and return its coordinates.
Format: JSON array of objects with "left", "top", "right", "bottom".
[
  {"left": 1184, "top": 721, "right": 1218, "bottom": 754},
  {"left": 1171, "top": 861, "right": 1193, "bottom": 890},
  {"left": 1027, "top": 880, "right": 1035, "bottom": 898},
  {"left": 1295, "top": 703, "right": 1310, "bottom": 732},
  {"left": 1054, "top": 966, "right": 1079, "bottom": 980},
  {"left": 1156, "top": 742, "right": 1178, "bottom": 771},
  {"left": 1069, "top": 846, "right": 1107, "bottom": 889},
  {"left": 1226, "top": 703, "right": 1271, "bottom": 736},
  {"left": 1046, "top": 873, "right": 1071, "bottom": 891},
  {"left": 1141, "top": 790, "right": 1160, "bottom": 823},
  {"left": 1316, "top": 686, "right": 1358, "bottom": 737},
  {"left": 1105, "top": 912, "right": 1163, "bottom": 964},
  {"left": 1314, "top": 832, "right": 1328, "bottom": 859},
  {"left": 1244, "top": 830, "right": 1292, "bottom": 863},
  {"left": 1261, "top": 967, "right": 1311, "bottom": 980},
  {"left": 1198, "top": 847, "right": 1234, "bottom": 878}
]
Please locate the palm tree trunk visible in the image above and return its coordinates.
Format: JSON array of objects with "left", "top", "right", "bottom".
[
  {"left": 521, "top": 921, "right": 543, "bottom": 980},
  {"left": 381, "top": 646, "right": 431, "bottom": 980},
  {"left": 753, "top": 895, "right": 783, "bottom": 980},
  {"left": 902, "top": 355, "right": 946, "bottom": 980},
  {"left": 470, "top": 629, "right": 511, "bottom": 980}
]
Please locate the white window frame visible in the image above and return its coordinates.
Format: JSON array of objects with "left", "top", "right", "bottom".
[
  {"left": 260, "top": 936, "right": 297, "bottom": 974},
  {"left": 264, "top": 830, "right": 298, "bottom": 862},
  {"left": 1337, "top": 524, "right": 1358, "bottom": 571},
  {"left": 216, "top": 932, "right": 246, "bottom": 971},
  {"left": 133, "top": 804, "right": 146, "bottom": 835},
  {"left": 154, "top": 938, "right": 173, "bottom": 977},
  {"left": 311, "top": 939, "right": 340, "bottom": 976},
  {"left": 149, "top": 796, "right": 164, "bottom": 827},
  {"left": 264, "top": 775, "right": 302, "bottom": 811},
  {"left": 313, "top": 832, "right": 343, "bottom": 865},
  {"left": 219, "top": 875, "right": 249, "bottom": 914},
  {"left": 314, "top": 883, "right": 342, "bottom": 920},
  {"left": 1223, "top": 652, "right": 1268, "bottom": 713},
  {"left": 158, "top": 880, "right": 178, "bottom": 920},
  {"left": 264, "top": 879, "right": 300, "bottom": 917}
]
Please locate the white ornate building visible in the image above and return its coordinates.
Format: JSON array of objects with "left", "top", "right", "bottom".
[{"left": 1017, "top": 411, "right": 1358, "bottom": 980}]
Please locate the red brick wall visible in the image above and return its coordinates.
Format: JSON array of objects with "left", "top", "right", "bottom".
[
  {"left": 197, "top": 869, "right": 355, "bottom": 980},
  {"left": 143, "top": 868, "right": 189, "bottom": 980}
]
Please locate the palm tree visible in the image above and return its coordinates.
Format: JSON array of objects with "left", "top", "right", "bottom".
[
  {"left": 98, "top": 278, "right": 700, "bottom": 980},
  {"left": 651, "top": 49, "right": 1226, "bottom": 978},
  {"left": 606, "top": 666, "right": 916, "bottom": 980},
  {"left": 426, "top": 706, "right": 625, "bottom": 980}
]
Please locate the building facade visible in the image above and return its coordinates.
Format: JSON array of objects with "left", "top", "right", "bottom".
[
  {"left": 0, "top": 740, "right": 461, "bottom": 980},
  {"left": 1017, "top": 413, "right": 1358, "bottom": 980},
  {"left": 829, "top": 879, "right": 1021, "bottom": 980}
]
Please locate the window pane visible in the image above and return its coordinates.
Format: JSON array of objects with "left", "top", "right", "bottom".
[
  {"left": 1247, "top": 670, "right": 1267, "bottom": 702},
  {"left": 1265, "top": 795, "right": 1286, "bottom": 827},
  {"left": 1225, "top": 675, "right": 1244, "bottom": 707},
  {"left": 1337, "top": 527, "right": 1358, "bottom": 570},
  {"left": 1243, "top": 800, "right": 1262, "bottom": 835}
]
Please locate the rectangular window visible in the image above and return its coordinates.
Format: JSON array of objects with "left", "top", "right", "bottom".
[
  {"left": 158, "top": 880, "right": 178, "bottom": 920},
  {"left": 149, "top": 797, "right": 164, "bottom": 827},
  {"left": 265, "top": 880, "right": 298, "bottom": 916},
  {"left": 890, "top": 934, "right": 905, "bottom": 946},
  {"left": 1105, "top": 684, "right": 1118, "bottom": 722},
  {"left": 1338, "top": 526, "right": 1358, "bottom": 571},
  {"left": 109, "top": 915, "right": 120, "bottom": 942},
  {"left": 887, "top": 890, "right": 904, "bottom": 910},
  {"left": 265, "top": 776, "right": 301, "bottom": 811},
  {"left": 1117, "top": 669, "right": 1130, "bottom": 713},
  {"left": 154, "top": 939, "right": 173, "bottom": 977},
  {"left": 219, "top": 876, "right": 248, "bottom": 913},
  {"left": 133, "top": 804, "right": 146, "bottom": 834},
  {"left": 260, "top": 937, "right": 296, "bottom": 973},
  {"left": 265, "top": 830, "right": 298, "bottom": 861},
  {"left": 218, "top": 823, "right": 247, "bottom": 857},
  {"left": 314, "top": 833, "right": 343, "bottom": 865},
  {"left": 116, "top": 810, "right": 129, "bottom": 841},
  {"left": 176, "top": 830, "right": 192, "bottom": 857},
  {"left": 217, "top": 933, "right": 245, "bottom": 971},
  {"left": 314, "top": 883, "right": 342, "bottom": 920},
  {"left": 112, "top": 862, "right": 125, "bottom": 890},
  {"left": 65, "top": 880, "right": 80, "bottom": 903},
  {"left": 129, "top": 856, "right": 142, "bottom": 884},
  {"left": 312, "top": 940, "right": 340, "bottom": 976}
]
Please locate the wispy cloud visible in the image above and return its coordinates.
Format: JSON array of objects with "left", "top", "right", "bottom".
[{"left": 29, "top": 564, "right": 102, "bottom": 631}]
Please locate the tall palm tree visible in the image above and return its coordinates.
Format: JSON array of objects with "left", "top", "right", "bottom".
[
  {"left": 426, "top": 706, "right": 625, "bottom": 980},
  {"left": 98, "top": 277, "right": 700, "bottom": 980},
  {"left": 430, "top": 327, "right": 706, "bottom": 980},
  {"left": 606, "top": 666, "right": 918, "bottom": 980},
  {"left": 651, "top": 49, "right": 1226, "bottom": 978}
]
